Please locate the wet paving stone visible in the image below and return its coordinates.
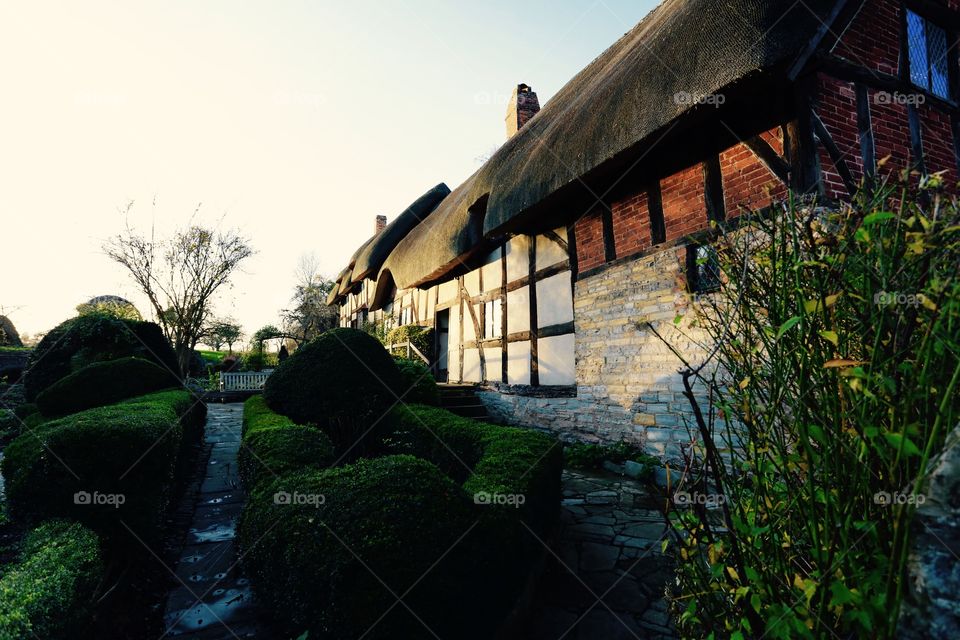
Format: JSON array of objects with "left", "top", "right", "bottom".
[
  {"left": 527, "top": 469, "right": 678, "bottom": 639},
  {"left": 162, "top": 403, "right": 270, "bottom": 639}
]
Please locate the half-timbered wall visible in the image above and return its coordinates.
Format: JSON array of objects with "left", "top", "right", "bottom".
[{"left": 338, "top": 229, "right": 576, "bottom": 388}]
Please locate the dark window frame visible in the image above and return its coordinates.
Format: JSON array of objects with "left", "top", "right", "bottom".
[
  {"left": 902, "top": 3, "right": 958, "bottom": 104},
  {"left": 686, "top": 244, "right": 722, "bottom": 295}
]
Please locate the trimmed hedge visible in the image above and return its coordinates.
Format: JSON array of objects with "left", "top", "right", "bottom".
[
  {"left": 238, "top": 396, "right": 334, "bottom": 488},
  {"left": 0, "top": 520, "right": 103, "bottom": 640},
  {"left": 1, "top": 390, "right": 198, "bottom": 541},
  {"left": 393, "top": 357, "right": 440, "bottom": 406},
  {"left": 23, "top": 314, "right": 177, "bottom": 401},
  {"left": 263, "top": 328, "right": 402, "bottom": 456},
  {"left": 239, "top": 455, "right": 483, "bottom": 639},
  {"left": 36, "top": 357, "right": 178, "bottom": 417}
]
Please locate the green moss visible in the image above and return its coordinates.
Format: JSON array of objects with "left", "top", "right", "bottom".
[
  {"left": 239, "top": 455, "right": 483, "bottom": 639},
  {"left": 36, "top": 357, "right": 178, "bottom": 417},
  {"left": 0, "top": 520, "right": 103, "bottom": 640}
]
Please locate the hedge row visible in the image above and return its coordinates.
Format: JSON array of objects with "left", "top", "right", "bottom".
[
  {"left": 237, "top": 397, "right": 562, "bottom": 639},
  {"left": 393, "top": 357, "right": 440, "bottom": 406},
  {"left": 36, "top": 357, "right": 178, "bottom": 417},
  {"left": 23, "top": 313, "right": 178, "bottom": 401},
  {"left": 1, "top": 389, "right": 204, "bottom": 542},
  {"left": 238, "top": 396, "right": 333, "bottom": 488},
  {"left": 0, "top": 520, "right": 103, "bottom": 640}
]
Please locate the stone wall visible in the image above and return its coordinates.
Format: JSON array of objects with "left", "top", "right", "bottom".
[{"left": 478, "top": 248, "right": 713, "bottom": 464}]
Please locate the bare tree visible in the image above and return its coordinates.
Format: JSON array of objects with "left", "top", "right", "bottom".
[
  {"left": 104, "top": 207, "right": 254, "bottom": 376},
  {"left": 281, "top": 253, "right": 338, "bottom": 346}
]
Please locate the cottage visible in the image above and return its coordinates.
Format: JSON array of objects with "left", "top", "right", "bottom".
[{"left": 330, "top": 0, "right": 960, "bottom": 459}]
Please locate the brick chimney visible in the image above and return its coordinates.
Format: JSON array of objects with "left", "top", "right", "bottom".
[
  {"left": 375, "top": 215, "right": 387, "bottom": 235},
  {"left": 505, "top": 83, "right": 540, "bottom": 139}
]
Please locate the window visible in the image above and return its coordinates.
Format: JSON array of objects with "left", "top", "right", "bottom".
[
  {"left": 482, "top": 299, "right": 502, "bottom": 338},
  {"left": 400, "top": 306, "right": 412, "bottom": 326},
  {"left": 687, "top": 244, "right": 721, "bottom": 294},
  {"left": 906, "top": 9, "right": 951, "bottom": 100}
]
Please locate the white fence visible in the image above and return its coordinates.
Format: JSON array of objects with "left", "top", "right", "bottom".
[{"left": 219, "top": 370, "right": 273, "bottom": 391}]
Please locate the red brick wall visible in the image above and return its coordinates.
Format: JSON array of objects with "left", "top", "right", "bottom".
[
  {"left": 662, "top": 164, "right": 707, "bottom": 242},
  {"left": 830, "top": 0, "right": 900, "bottom": 76},
  {"left": 869, "top": 88, "right": 913, "bottom": 174},
  {"left": 610, "top": 190, "right": 651, "bottom": 259},
  {"left": 574, "top": 209, "right": 605, "bottom": 272},
  {"left": 816, "top": 74, "right": 865, "bottom": 199},
  {"left": 919, "top": 103, "right": 957, "bottom": 178},
  {"left": 720, "top": 128, "right": 787, "bottom": 216}
]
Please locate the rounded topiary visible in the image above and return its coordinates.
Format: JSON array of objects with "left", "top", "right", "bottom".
[
  {"left": 263, "top": 328, "right": 403, "bottom": 456},
  {"left": 22, "top": 314, "right": 178, "bottom": 401},
  {"left": 35, "top": 357, "right": 179, "bottom": 417},
  {"left": 239, "top": 455, "right": 488, "bottom": 639}
]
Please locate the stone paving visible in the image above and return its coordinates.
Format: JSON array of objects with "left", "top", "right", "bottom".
[
  {"left": 162, "top": 403, "right": 270, "bottom": 639},
  {"left": 527, "top": 469, "right": 679, "bottom": 639}
]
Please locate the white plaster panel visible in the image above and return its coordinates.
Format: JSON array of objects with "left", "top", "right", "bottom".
[
  {"left": 482, "top": 346, "right": 502, "bottom": 383},
  {"left": 536, "top": 272, "right": 574, "bottom": 327},
  {"left": 506, "top": 286, "right": 530, "bottom": 334},
  {"left": 463, "top": 348, "right": 481, "bottom": 383},
  {"left": 536, "top": 228, "right": 568, "bottom": 270},
  {"left": 505, "top": 235, "right": 530, "bottom": 282},
  {"left": 538, "top": 333, "right": 576, "bottom": 385},
  {"left": 507, "top": 341, "right": 531, "bottom": 385},
  {"left": 438, "top": 280, "right": 457, "bottom": 305}
]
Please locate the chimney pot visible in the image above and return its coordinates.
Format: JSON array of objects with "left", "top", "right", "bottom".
[
  {"left": 505, "top": 83, "right": 540, "bottom": 139},
  {"left": 375, "top": 215, "right": 387, "bottom": 235}
]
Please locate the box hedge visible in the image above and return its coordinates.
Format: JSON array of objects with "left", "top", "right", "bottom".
[
  {"left": 238, "top": 397, "right": 334, "bottom": 488},
  {"left": 393, "top": 357, "right": 440, "bottom": 406},
  {"left": 23, "top": 314, "right": 178, "bottom": 401},
  {"left": 0, "top": 520, "right": 103, "bottom": 640},
  {"left": 1, "top": 390, "right": 198, "bottom": 541},
  {"left": 36, "top": 357, "right": 179, "bottom": 417},
  {"left": 263, "top": 328, "right": 403, "bottom": 457},
  {"left": 239, "top": 455, "right": 488, "bottom": 639}
]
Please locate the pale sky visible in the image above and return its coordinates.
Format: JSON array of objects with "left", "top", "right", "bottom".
[{"left": 0, "top": 0, "right": 658, "bottom": 341}]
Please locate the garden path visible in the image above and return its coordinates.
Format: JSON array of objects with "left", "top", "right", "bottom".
[
  {"left": 162, "top": 402, "right": 270, "bottom": 639},
  {"left": 527, "top": 469, "right": 679, "bottom": 639}
]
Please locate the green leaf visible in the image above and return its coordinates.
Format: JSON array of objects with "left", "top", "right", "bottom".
[
  {"left": 819, "top": 330, "right": 839, "bottom": 346},
  {"left": 884, "top": 432, "right": 922, "bottom": 457},
  {"left": 776, "top": 316, "right": 802, "bottom": 340},
  {"left": 862, "top": 211, "right": 896, "bottom": 226}
]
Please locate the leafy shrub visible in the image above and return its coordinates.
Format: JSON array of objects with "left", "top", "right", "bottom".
[
  {"left": 0, "top": 520, "right": 103, "bottom": 640},
  {"left": 564, "top": 441, "right": 654, "bottom": 470},
  {"left": 387, "top": 404, "right": 562, "bottom": 538},
  {"left": 241, "top": 351, "right": 268, "bottom": 372},
  {"left": 393, "top": 357, "right": 440, "bottom": 405},
  {"left": 0, "top": 409, "right": 18, "bottom": 445},
  {"left": 12, "top": 403, "right": 38, "bottom": 419},
  {"left": 238, "top": 397, "right": 333, "bottom": 488},
  {"left": 22, "top": 314, "right": 177, "bottom": 400},
  {"left": 385, "top": 324, "right": 434, "bottom": 359},
  {"left": 263, "top": 328, "right": 402, "bottom": 457},
  {"left": 35, "top": 357, "right": 178, "bottom": 417},
  {"left": 660, "top": 179, "right": 960, "bottom": 638},
  {"left": 239, "top": 455, "right": 486, "bottom": 639},
  {"left": 2, "top": 391, "right": 193, "bottom": 541}
]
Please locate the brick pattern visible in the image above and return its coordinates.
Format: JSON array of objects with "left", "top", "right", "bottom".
[
  {"left": 816, "top": 74, "right": 865, "bottom": 199},
  {"left": 574, "top": 209, "right": 606, "bottom": 272},
  {"left": 919, "top": 103, "right": 957, "bottom": 177},
  {"left": 869, "top": 88, "right": 913, "bottom": 175},
  {"left": 720, "top": 128, "right": 787, "bottom": 216},
  {"left": 610, "top": 190, "right": 652, "bottom": 259},
  {"left": 661, "top": 164, "right": 707, "bottom": 242},
  {"left": 831, "top": 0, "right": 900, "bottom": 76}
]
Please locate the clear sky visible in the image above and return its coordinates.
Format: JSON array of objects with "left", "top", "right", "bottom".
[{"left": 0, "top": 0, "right": 659, "bottom": 341}]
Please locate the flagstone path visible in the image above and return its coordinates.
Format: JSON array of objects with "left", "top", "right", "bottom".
[
  {"left": 527, "top": 469, "right": 679, "bottom": 639},
  {"left": 162, "top": 403, "right": 270, "bottom": 639}
]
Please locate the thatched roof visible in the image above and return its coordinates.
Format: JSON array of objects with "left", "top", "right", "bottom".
[{"left": 340, "top": 0, "right": 844, "bottom": 294}]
